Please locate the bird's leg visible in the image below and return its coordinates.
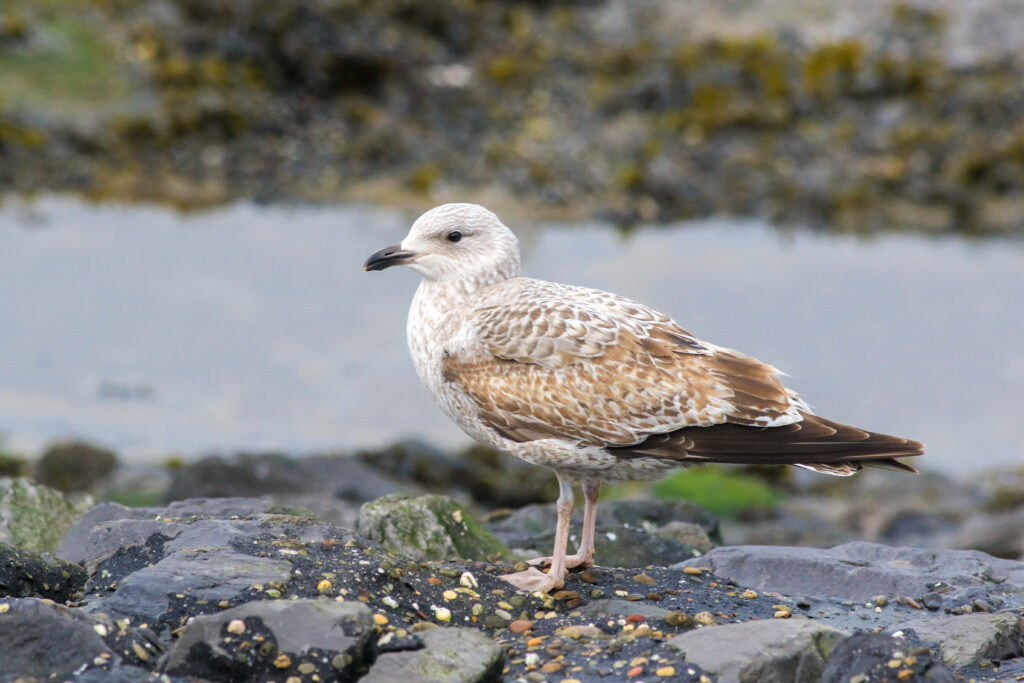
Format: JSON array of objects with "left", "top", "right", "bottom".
[
  {"left": 565, "top": 480, "right": 600, "bottom": 568},
  {"left": 526, "top": 479, "right": 601, "bottom": 570},
  {"left": 502, "top": 475, "right": 574, "bottom": 593}
]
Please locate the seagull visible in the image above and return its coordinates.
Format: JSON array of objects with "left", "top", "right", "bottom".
[{"left": 364, "top": 203, "right": 924, "bottom": 593}]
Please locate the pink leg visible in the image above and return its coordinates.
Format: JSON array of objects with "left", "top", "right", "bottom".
[
  {"left": 566, "top": 480, "right": 600, "bottom": 568},
  {"left": 502, "top": 476, "right": 574, "bottom": 593},
  {"left": 525, "top": 479, "right": 601, "bottom": 570}
]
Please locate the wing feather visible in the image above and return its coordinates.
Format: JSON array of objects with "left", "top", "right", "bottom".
[{"left": 443, "top": 279, "right": 803, "bottom": 447}]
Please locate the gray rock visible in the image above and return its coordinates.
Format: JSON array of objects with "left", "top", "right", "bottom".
[
  {"left": 0, "top": 477, "right": 93, "bottom": 553},
  {"left": 357, "top": 494, "right": 510, "bottom": 562},
  {"left": 56, "top": 497, "right": 278, "bottom": 565},
  {"left": 0, "top": 597, "right": 113, "bottom": 679},
  {"left": 161, "top": 599, "right": 375, "bottom": 680},
  {"left": 668, "top": 616, "right": 847, "bottom": 682},
  {"left": 81, "top": 518, "right": 293, "bottom": 626},
  {"left": 678, "top": 541, "right": 1024, "bottom": 602},
  {"left": 656, "top": 521, "right": 716, "bottom": 554},
  {"left": 892, "top": 612, "right": 1024, "bottom": 668},
  {"left": 820, "top": 632, "right": 956, "bottom": 682},
  {"left": 362, "top": 626, "right": 505, "bottom": 683},
  {"left": 0, "top": 542, "right": 86, "bottom": 601}
]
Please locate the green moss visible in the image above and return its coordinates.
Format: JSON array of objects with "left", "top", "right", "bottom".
[
  {"left": 652, "top": 466, "right": 783, "bottom": 518},
  {"left": 0, "top": 5, "right": 134, "bottom": 115}
]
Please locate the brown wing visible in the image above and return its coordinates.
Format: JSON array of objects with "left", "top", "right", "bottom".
[
  {"left": 443, "top": 279, "right": 806, "bottom": 447},
  {"left": 607, "top": 412, "right": 923, "bottom": 474}
]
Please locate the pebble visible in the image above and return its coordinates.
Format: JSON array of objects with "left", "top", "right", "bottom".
[
  {"left": 682, "top": 567, "right": 703, "bottom": 575},
  {"left": 510, "top": 620, "right": 533, "bottom": 634},
  {"left": 632, "top": 573, "right": 656, "bottom": 585},
  {"left": 495, "top": 609, "right": 513, "bottom": 621},
  {"left": 373, "top": 613, "right": 388, "bottom": 626},
  {"left": 226, "top": 619, "right": 246, "bottom": 634},
  {"left": 627, "top": 666, "right": 643, "bottom": 677},
  {"left": 921, "top": 592, "right": 943, "bottom": 610},
  {"left": 131, "top": 642, "right": 149, "bottom": 662},
  {"left": 741, "top": 589, "right": 758, "bottom": 599},
  {"left": 694, "top": 611, "right": 719, "bottom": 626},
  {"left": 579, "top": 568, "right": 603, "bottom": 584},
  {"left": 316, "top": 579, "right": 333, "bottom": 594},
  {"left": 273, "top": 654, "right": 291, "bottom": 669},
  {"left": 871, "top": 595, "right": 888, "bottom": 607},
  {"left": 656, "top": 666, "right": 676, "bottom": 677}
]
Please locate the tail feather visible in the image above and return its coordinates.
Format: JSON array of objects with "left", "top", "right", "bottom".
[{"left": 607, "top": 412, "right": 923, "bottom": 474}]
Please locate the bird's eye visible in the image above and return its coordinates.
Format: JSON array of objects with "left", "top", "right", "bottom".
[{"left": 447, "top": 231, "right": 463, "bottom": 243}]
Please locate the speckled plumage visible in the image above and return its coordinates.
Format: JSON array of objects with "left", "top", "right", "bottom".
[{"left": 364, "top": 203, "right": 923, "bottom": 591}]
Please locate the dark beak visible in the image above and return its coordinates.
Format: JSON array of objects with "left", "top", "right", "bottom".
[{"left": 363, "top": 244, "right": 417, "bottom": 271}]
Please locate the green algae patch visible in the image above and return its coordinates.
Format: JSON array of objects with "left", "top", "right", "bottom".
[
  {"left": 0, "top": 477, "right": 94, "bottom": 553},
  {"left": 357, "top": 494, "right": 511, "bottom": 563},
  {"left": 653, "top": 466, "right": 783, "bottom": 518}
]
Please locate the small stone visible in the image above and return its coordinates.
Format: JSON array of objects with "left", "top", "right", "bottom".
[
  {"left": 656, "top": 666, "right": 675, "bottom": 677},
  {"left": 682, "top": 567, "right": 702, "bottom": 575},
  {"left": 627, "top": 665, "right": 643, "bottom": 677},
  {"left": 741, "top": 589, "right": 758, "bottom": 599},
  {"left": 274, "top": 653, "right": 292, "bottom": 668},
  {"left": 432, "top": 606, "right": 451, "bottom": 622},
  {"left": 226, "top": 619, "right": 246, "bottom": 634},
  {"left": 510, "top": 620, "right": 533, "bottom": 634},
  {"left": 297, "top": 662, "right": 316, "bottom": 674},
  {"left": 495, "top": 609, "right": 513, "bottom": 621},
  {"left": 626, "top": 614, "right": 645, "bottom": 623},
  {"left": 93, "top": 624, "right": 109, "bottom": 637},
  {"left": 579, "top": 568, "right": 603, "bottom": 584},
  {"left": 526, "top": 673, "right": 544, "bottom": 683},
  {"left": 131, "top": 642, "right": 149, "bottom": 662},
  {"left": 887, "top": 659, "right": 902, "bottom": 668},
  {"left": 373, "top": 613, "right": 388, "bottom": 626},
  {"left": 633, "top": 624, "right": 652, "bottom": 637},
  {"left": 921, "top": 592, "right": 943, "bottom": 610},
  {"left": 871, "top": 595, "right": 888, "bottom": 607},
  {"left": 694, "top": 611, "right": 718, "bottom": 626},
  {"left": 460, "top": 572, "right": 478, "bottom": 588},
  {"left": 471, "top": 603, "right": 485, "bottom": 616},
  {"left": 442, "top": 590, "right": 458, "bottom": 601},
  {"left": 666, "top": 612, "right": 692, "bottom": 627},
  {"left": 497, "top": 601, "right": 513, "bottom": 610},
  {"left": 541, "top": 661, "right": 562, "bottom": 673},
  {"left": 773, "top": 608, "right": 791, "bottom": 619},
  {"left": 317, "top": 579, "right": 333, "bottom": 594},
  {"left": 632, "top": 573, "right": 655, "bottom": 585},
  {"left": 553, "top": 590, "right": 579, "bottom": 601},
  {"left": 897, "top": 669, "right": 914, "bottom": 680},
  {"left": 411, "top": 622, "right": 438, "bottom": 632},
  {"left": 484, "top": 615, "right": 507, "bottom": 629},
  {"left": 849, "top": 675, "right": 868, "bottom": 683},
  {"left": 286, "top": 677, "right": 301, "bottom": 683}
]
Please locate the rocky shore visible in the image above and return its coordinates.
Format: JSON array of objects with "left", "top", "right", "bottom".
[
  {"left": 1, "top": 446, "right": 1023, "bottom": 681},
  {"left": 3, "top": 0, "right": 1024, "bottom": 235}
]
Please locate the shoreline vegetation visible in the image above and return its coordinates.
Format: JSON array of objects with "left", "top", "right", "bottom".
[{"left": 2, "top": 0, "right": 1024, "bottom": 235}]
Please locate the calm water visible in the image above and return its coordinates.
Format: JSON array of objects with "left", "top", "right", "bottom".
[{"left": 1, "top": 196, "right": 1021, "bottom": 475}]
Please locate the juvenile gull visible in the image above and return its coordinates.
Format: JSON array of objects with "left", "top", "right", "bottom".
[{"left": 364, "top": 203, "right": 924, "bottom": 593}]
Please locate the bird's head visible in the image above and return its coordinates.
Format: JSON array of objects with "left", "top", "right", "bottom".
[{"left": 363, "top": 203, "right": 521, "bottom": 284}]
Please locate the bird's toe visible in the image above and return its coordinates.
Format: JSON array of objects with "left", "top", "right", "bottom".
[{"left": 501, "top": 567, "right": 564, "bottom": 593}]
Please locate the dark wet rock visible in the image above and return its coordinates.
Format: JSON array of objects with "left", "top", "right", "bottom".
[
  {"left": 357, "top": 493, "right": 510, "bottom": 562},
  {"left": 820, "top": 632, "right": 957, "bottom": 683},
  {"left": 0, "top": 597, "right": 113, "bottom": 679},
  {"left": 362, "top": 626, "right": 504, "bottom": 683},
  {"left": 160, "top": 599, "right": 376, "bottom": 680},
  {"left": 677, "top": 541, "right": 1024, "bottom": 602},
  {"left": 0, "top": 542, "right": 86, "bottom": 601},
  {"left": 668, "top": 617, "right": 847, "bottom": 682},
  {"left": 487, "top": 498, "right": 719, "bottom": 568},
  {"left": 0, "top": 477, "right": 93, "bottom": 553},
  {"left": 165, "top": 451, "right": 403, "bottom": 503},
  {"left": 79, "top": 518, "right": 294, "bottom": 630},
  {"left": 358, "top": 440, "right": 558, "bottom": 509},
  {"left": 892, "top": 612, "right": 1024, "bottom": 668},
  {"left": 35, "top": 440, "right": 118, "bottom": 493}
]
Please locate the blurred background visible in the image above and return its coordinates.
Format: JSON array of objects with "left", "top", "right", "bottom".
[{"left": 0, "top": 1, "right": 1022, "bottom": 539}]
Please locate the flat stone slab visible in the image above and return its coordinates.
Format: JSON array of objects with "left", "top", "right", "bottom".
[
  {"left": 892, "top": 612, "right": 1024, "bottom": 668},
  {"left": 362, "top": 627, "right": 504, "bottom": 683},
  {"left": 668, "top": 617, "right": 848, "bottom": 683},
  {"left": 677, "top": 541, "right": 1024, "bottom": 602}
]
